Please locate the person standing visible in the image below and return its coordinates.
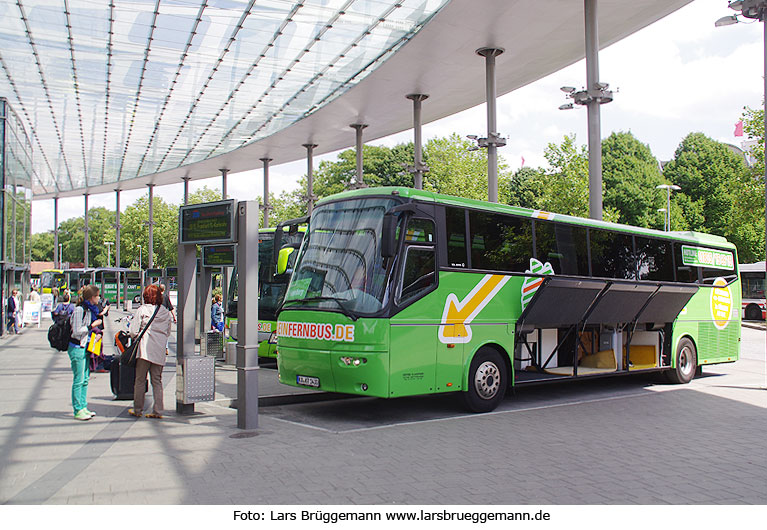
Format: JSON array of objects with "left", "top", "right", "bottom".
[
  {"left": 29, "top": 287, "right": 41, "bottom": 304},
  {"left": 128, "top": 284, "right": 172, "bottom": 419},
  {"left": 52, "top": 292, "right": 75, "bottom": 323},
  {"left": 211, "top": 294, "right": 223, "bottom": 332},
  {"left": 68, "top": 285, "right": 102, "bottom": 421},
  {"left": 6, "top": 289, "right": 18, "bottom": 334}
]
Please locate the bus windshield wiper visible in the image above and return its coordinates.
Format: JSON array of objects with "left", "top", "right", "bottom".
[{"left": 283, "top": 296, "right": 357, "bottom": 321}]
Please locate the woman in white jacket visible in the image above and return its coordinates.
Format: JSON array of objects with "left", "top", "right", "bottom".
[{"left": 128, "top": 284, "right": 172, "bottom": 418}]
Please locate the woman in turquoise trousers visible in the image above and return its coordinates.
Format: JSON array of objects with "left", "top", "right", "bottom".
[{"left": 67, "top": 285, "right": 103, "bottom": 421}]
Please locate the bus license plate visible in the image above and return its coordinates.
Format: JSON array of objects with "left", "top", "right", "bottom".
[{"left": 297, "top": 375, "right": 320, "bottom": 387}]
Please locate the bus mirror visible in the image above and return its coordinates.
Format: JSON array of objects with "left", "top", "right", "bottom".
[
  {"left": 277, "top": 247, "right": 296, "bottom": 275},
  {"left": 381, "top": 213, "right": 397, "bottom": 258}
]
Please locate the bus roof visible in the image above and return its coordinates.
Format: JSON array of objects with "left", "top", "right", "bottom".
[
  {"left": 739, "top": 262, "right": 765, "bottom": 273},
  {"left": 316, "top": 186, "right": 736, "bottom": 251}
]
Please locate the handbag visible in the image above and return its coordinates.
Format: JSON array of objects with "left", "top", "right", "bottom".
[
  {"left": 120, "top": 306, "right": 160, "bottom": 367},
  {"left": 86, "top": 332, "right": 103, "bottom": 356}
]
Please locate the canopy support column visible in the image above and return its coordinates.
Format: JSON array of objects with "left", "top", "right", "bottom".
[
  {"left": 260, "top": 158, "right": 272, "bottom": 228},
  {"left": 406, "top": 94, "right": 429, "bottom": 190},
  {"left": 303, "top": 143, "right": 318, "bottom": 214},
  {"left": 350, "top": 124, "right": 368, "bottom": 189}
]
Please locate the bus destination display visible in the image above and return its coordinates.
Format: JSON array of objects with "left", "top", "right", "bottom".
[
  {"left": 179, "top": 200, "right": 235, "bottom": 243},
  {"left": 202, "top": 245, "right": 237, "bottom": 268}
]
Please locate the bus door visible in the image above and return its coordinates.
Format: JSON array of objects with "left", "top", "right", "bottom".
[{"left": 389, "top": 208, "right": 441, "bottom": 397}]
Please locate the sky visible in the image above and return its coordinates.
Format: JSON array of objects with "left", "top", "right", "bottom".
[{"left": 30, "top": 0, "right": 766, "bottom": 234}]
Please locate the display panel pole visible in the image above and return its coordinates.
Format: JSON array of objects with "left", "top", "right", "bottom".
[
  {"left": 176, "top": 243, "right": 197, "bottom": 414},
  {"left": 237, "top": 200, "right": 259, "bottom": 429}
]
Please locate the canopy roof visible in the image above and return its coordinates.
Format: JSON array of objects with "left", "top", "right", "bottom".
[{"left": 0, "top": 0, "right": 690, "bottom": 199}]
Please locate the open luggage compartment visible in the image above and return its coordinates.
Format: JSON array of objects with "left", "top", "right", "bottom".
[{"left": 513, "top": 276, "right": 698, "bottom": 383}]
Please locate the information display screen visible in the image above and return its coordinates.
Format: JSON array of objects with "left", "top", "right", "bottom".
[
  {"left": 146, "top": 268, "right": 164, "bottom": 278},
  {"left": 202, "top": 245, "right": 237, "bottom": 268},
  {"left": 179, "top": 200, "right": 236, "bottom": 243}
]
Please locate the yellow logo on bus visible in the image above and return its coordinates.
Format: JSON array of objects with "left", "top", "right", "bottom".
[
  {"left": 439, "top": 274, "right": 510, "bottom": 344},
  {"left": 710, "top": 277, "right": 732, "bottom": 330}
]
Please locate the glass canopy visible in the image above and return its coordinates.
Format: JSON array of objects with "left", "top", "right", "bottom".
[{"left": 0, "top": 0, "right": 449, "bottom": 196}]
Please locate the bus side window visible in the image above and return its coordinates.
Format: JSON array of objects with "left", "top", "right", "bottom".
[{"left": 399, "top": 247, "right": 436, "bottom": 304}]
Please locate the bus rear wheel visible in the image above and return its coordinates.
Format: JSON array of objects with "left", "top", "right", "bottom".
[
  {"left": 665, "top": 337, "right": 697, "bottom": 384},
  {"left": 462, "top": 348, "right": 508, "bottom": 413},
  {"left": 745, "top": 304, "right": 762, "bottom": 321}
]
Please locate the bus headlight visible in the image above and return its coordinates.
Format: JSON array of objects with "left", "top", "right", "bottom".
[
  {"left": 340, "top": 356, "right": 367, "bottom": 366},
  {"left": 268, "top": 332, "right": 277, "bottom": 344}
]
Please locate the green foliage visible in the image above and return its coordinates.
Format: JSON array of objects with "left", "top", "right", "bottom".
[
  {"left": 187, "top": 185, "right": 222, "bottom": 205},
  {"left": 119, "top": 195, "right": 178, "bottom": 268},
  {"left": 312, "top": 143, "right": 415, "bottom": 198},
  {"left": 423, "top": 133, "right": 509, "bottom": 200},
  {"left": 30, "top": 231, "right": 54, "bottom": 261},
  {"left": 601, "top": 131, "right": 666, "bottom": 228},
  {"left": 663, "top": 132, "right": 762, "bottom": 261},
  {"left": 56, "top": 207, "right": 116, "bottom": 266}
]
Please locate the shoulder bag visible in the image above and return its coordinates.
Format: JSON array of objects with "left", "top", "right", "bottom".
[{"left": 120, "top": 305, "right": 161, "bottom": 367}]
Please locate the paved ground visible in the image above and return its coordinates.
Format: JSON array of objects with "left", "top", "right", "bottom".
[{"left": 0, "top": 312, "right": 765, "bottom": 505}]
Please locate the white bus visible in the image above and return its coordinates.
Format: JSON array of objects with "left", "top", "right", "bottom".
[{"left": 739, "top": 262, "right": 765, "bottom": 320}]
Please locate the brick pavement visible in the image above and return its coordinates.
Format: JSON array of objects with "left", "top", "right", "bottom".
[{"left": 0, "top": 322, "right": 765, "bottom": 505}]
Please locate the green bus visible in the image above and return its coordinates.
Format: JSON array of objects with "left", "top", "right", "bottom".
[
  {"left": 276, "top": 187, "right": 741, "bottom": 412},
  {"left": 225, "top": 227, "right": 304, "bottom": 357},
  {"left": 40, "top": 269, "right": 66, "bottom": 296}
]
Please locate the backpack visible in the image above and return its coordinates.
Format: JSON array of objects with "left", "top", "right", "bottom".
[{"left": 48, "top": 318, "right": 72, "bottom": 351}]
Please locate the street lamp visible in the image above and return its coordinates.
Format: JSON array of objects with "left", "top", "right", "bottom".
[
  {"left": 716, "top": 0, "right": 767, "bottom": 390},
  {"left": 137, "top": 244, "right": 142, "bottom": 269},
  {"left": 655, "top": 184, "right": 681, "bottom": 231},
  {"left": 657, "top": 208, "right": 667, "bottom": 231},
  {"left": 104, "top": 241, "right": 113, "bottom": 267}
]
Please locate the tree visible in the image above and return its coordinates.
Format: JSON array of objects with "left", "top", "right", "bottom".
[
  {"left": 312, "top": 143, "right": 416, "bottom": 198},
  {"left": 187, "top": 185, "right": 222, "bottom": 205},
  {"left": 55, "top": 207, "right": 116, "bottom": 266},
  {"left": 503, "top": 166, "right": 548, "bottom": 210},
  {"left": 120, "top": 194, "right": 179, "bottom": 268},
  {"left": 663, "top": 132, "right": 761, "bottom": 260},
  {"left": 423, "top": 133, "right": 510, "bottom": 201},
  {"left": 30, "top": 231, "right": 54, "bottom": 261},
  {"left": 601, "top": 131, "right": 666, "bottom": 228}
]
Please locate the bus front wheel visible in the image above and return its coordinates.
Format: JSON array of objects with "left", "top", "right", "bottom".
[
  {"left": 666, "top": 337, "right": 697, "bottom": 384},
  {"left": 462, "top": 348, "right": 508, "bottom": 413}
]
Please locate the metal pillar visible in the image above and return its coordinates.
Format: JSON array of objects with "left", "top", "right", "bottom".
[
  {"left": 237, "top": 200, "right": 259, "bottom": 429},
  {"left": 84, "top": 193, "right": 89, "bottom": 268},
  {"left": 199, "top": 266, "right": 212, "bottom": 340},
  {"left": 476, "top": 48, "right": 505, "bottom": 203},
  {"left": 115, "top": 190, "right": 122, "bottom": 308},
  {"left": 147, "top": 184, "right": 155, "bottom": 269},
  {"left": 53, "top": 197, "right": 59, "bottom": 268},
  {"left": 406, "top": 94, "right": 429, "bottom": 189},
  {"left": 176, "top": 242, "right": 197, "bottom": 415},
  {"left": 183, "top": 177, "right": 190, "bottom": 205},
  {"left": 260, "top": 158, "right": 272, "bottom": 228},
  {"left": 585, "top": 0, "right": 603, "bottom": 220},
  {"left": 220, "top": 168, "right": 229, "bottom": 324},
  {"left": 350, "top": 124, "right": 368, "bottom": 189},
  {"left": 303, "top": 143, "right": 318, "bottom": 214}
]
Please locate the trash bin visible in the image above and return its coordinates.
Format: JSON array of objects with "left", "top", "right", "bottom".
[
  {"left": 226, "top": 342, "right": 237, "bottom": 365},
  {"left": 204, "top": 330, "right": 224, "bottom": 359}
]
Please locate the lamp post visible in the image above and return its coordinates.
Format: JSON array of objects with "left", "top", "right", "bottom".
[
  {"left": 655, "top": 184, "right": 681, "bottom": 232},
  {"left": 657, "top": 208, "right": 667, "bottom": 231},
  {"left": 716, "top": 0, "right": 767, "bottom": 390},
  {"left": 137, "top": 244, "right": 142, "bottom": 269},
  {"left": 105, "top": 241, "right": 113, "bottom": 267},
  {"left": 58, "top": 243, "right": 63, "bottom": 265}
]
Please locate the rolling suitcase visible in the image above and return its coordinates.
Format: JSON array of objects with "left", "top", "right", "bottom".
[{"left": 111, "top": 330, "right": 146, "bottom": 400}]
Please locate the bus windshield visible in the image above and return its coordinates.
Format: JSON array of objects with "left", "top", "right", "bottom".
[
  {"left": 227, "top": 230, "right": 304, "bottom": 321},
  {"left": 40, "top": 270, "right": 65, "bottom": 290},
  {"left": 284, "top": 197, "right": 399, "bottom": 316}
]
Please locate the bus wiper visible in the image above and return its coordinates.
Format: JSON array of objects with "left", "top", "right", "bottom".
[{"left": 283, "top": 296, "right": 357, "bottom": 321}]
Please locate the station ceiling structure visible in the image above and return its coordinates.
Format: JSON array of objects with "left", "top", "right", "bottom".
[{"left": 0, "top": 0, "right": 691, "bottom": 200}]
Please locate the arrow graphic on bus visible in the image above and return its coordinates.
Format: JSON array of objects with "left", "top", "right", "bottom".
[{"left": 438, "top": 274, "right": 510, "bottom": 344}]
